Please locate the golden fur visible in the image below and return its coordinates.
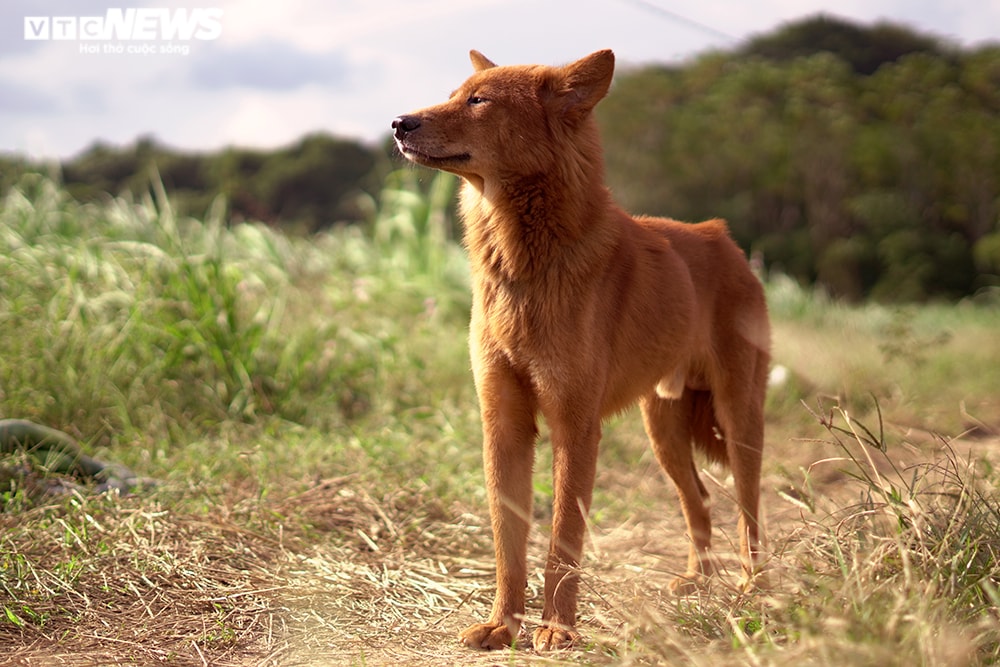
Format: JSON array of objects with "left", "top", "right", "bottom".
[{"left": 392, "top": 50, "right": 770, "bottom": 651}]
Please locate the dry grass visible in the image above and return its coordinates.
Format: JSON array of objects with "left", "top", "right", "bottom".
[
  {"left": 1, "top": 494, "right": 284, "bottom": 665},
  {"left": 6, "top": 413, "right": 999, "bottom": 666},
  {"left": 0, "top": 473, "right": 500, "bottom": 666}
]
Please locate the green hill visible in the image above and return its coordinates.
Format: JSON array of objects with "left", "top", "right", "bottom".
[{"left": 598, "top": 16, "right": 1000, "bottom": 300}]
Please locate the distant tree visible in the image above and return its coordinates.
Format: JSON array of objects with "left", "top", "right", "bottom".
[
  {"left": 0, "top": 155, "right": 33, "bottom": 195},
  {"left": 742, "top": 14, "right": 947, "bottom": 75},
  {"left": 599, "top": 17, "right": 1000, "bottom": 301},
  {"left": 974, "top": 232, "right": 1000, "bottom": 290},
  {"left": 207, "top": 147, "right": 271, "bottom": 222},
  {"left": 53, "top": 133, "right": 381, "bottom": 229},
  {"left": 61, "top": 141, "right": 143, "bottom": 200},
  {"left": 249, "top": 133, "right": 376, "bottom": 230}
]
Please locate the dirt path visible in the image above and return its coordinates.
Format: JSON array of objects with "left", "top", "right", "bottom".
[
  {"left": 260, "top": 426, "right": 1000, "bottom": 666},
  {"left": 8, "top": 425, "right": 990, "bottom": 666}
]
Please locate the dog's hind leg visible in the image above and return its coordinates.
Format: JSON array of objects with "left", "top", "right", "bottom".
[
  {"left": 710, "top": 347, "right": 768, "bottom": 589},
  {"left": 640, "top": 390, "right": 715, "bottom": 593}
]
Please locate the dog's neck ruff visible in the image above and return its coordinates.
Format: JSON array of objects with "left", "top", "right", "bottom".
[{"left": 460, "top": 164, "right": 617, "bottom": 287}]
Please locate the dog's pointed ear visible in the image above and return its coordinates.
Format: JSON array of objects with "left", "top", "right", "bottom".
[
  {"left": 556, "top": 50, "right": 615, "bottom": 118},
  {"left": 470, "top": 50, "right": 497, "bottom": 72}
]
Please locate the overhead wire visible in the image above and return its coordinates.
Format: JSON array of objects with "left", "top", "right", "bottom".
[{"left": 614, "top": 0, "right": 739, "bottom": 43}]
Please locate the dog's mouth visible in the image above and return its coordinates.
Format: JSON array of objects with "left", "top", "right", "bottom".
[{"left": 395, "top": 139, "right": 470, "bottom": 165}]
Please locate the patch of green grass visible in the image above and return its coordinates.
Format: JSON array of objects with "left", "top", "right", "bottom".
[
  {"left": 766, "top": 274, "right": 1000, "bottom": 433},
  {"left": 0, "top": 172, "right": 477, "bottom": 488}
]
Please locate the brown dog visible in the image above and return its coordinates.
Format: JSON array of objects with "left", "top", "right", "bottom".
[{"left": 392, "top": 50, "right": 769, "bottom": 651}]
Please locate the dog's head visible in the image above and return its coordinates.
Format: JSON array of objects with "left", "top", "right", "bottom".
[{"left": 392, "top": 50, "right": 615, "bottom": 186}]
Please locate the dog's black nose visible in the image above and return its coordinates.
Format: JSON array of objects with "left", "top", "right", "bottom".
[{"left": 392, "top": 115, "right": 421, "bottom": 138}]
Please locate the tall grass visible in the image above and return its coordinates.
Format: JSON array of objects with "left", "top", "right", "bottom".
[
  {"left": 372, "top": 168, "right": 468, "bottom": 300},
  {"left": 771, "top": 404, "right": 1000, "bottom": 663},
  {"left": 0, "top": 171, "right": 480, "bottom": 503}
]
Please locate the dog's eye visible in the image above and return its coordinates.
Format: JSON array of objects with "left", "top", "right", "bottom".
[{"left": 467, "top": 96, "right": 488, "bottom": 106}]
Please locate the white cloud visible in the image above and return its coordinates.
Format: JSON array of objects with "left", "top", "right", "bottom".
[
  {"left": 190, "top": 40, "right": 354, "bottom": 91},
  {"left": 0, "top": 0, "right": 997, "bottom": 159}
]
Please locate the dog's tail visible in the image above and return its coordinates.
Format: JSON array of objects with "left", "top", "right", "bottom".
[{"left": 690, "top": 389, "right": 728, "bottom": 466}]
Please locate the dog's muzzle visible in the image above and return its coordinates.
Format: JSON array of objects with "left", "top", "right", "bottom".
[{"left": 392, "top": 115, "right": 421, "bottom": 139}]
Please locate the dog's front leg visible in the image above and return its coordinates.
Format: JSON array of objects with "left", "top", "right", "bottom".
[
  {"left": 459, "top": 357, "right": 538, "bottom": 650},
  {"left": 533, "top": 412, "right": 601, "bottom": 651}
]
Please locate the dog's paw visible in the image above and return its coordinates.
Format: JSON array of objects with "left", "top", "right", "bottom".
[
  {"left": 459, "top": 622, "right": 515, "bottom": 650},
  {"left": 738, "top": 568, "right": 769, "bottom": 593},
  {"left": 532, "top": 624, "right": 579, "bottom": 651},
  {"left": 668, "top": 573, "right": 708, "bottom": 596}
]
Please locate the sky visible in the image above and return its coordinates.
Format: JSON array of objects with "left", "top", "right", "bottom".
[{"left": 1, "top": 0, "right": 998, "bottom": 160}]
